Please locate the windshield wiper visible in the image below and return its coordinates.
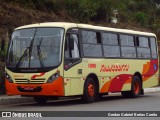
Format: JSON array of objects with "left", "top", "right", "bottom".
[
  {"left": 15, "top": 29, "right": 37, "bottom": 69},
  {"left": 15, "top": 37, "right": 34, "bottom": 69},
  {"left": 37, "top": 37, "right": 44, "bottom": 68},
  {"left": 15, "top": 47, "right": 30, "bottom": 68}
]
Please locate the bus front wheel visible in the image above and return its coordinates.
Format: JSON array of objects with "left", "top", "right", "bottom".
[
  {"left": 122, "top": 76, "right": 141, "bottom": 98},
  {"left": 81, "top": 77, "right": 97, "bottom": 103},
  {"left": 34, "top": 96, "right": 48, "bottom": 104}
]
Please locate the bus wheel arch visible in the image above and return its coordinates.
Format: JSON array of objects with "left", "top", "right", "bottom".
[
  {"left": 122, "top": 72, "right": 143, "bottom": 98},
  {"left": 82, "top": 73, "right": 99, "bottom": 103}
]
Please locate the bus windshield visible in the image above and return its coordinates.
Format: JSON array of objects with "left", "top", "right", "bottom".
[{"left": 7, "top": 28, "right": 64, "bottom": 69}]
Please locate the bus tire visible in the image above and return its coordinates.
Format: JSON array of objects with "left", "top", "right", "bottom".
[
  {"left": 81, "top": 77, "right": 97, "bottom": 103},
  {"left": 122, "top": 76, "right": 141, "bottom": 98},
  {"left": 34, "top": 96, "right": 48, "bottom": 104},
  {"left": 130, "top": 76, "right": 141, "bottom": 98}
]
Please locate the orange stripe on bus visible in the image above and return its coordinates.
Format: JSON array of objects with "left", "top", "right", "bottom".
[
  {"left": 100, "top": 80, "right": 112, "bottom": 93},
  {"left": 142, "top": 62, "right": 150, "bottom": 75},
  {"left": 125, "top": 79, "right": 132, "bottom": 84}
]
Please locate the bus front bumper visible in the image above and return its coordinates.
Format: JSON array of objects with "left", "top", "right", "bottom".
[{"left": 5, "top": 77, "right": 64, "bottom": 96}]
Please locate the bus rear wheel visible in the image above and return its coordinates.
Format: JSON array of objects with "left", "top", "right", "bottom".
[
  {"left": 82, "top": 78, "right": 97, "bottom": 103},
  {"left": 34, "top": 96, "right": 48, "bottom": 104},
  {"left": 122, "top": 76, "right": 141, "bottom": 98}
]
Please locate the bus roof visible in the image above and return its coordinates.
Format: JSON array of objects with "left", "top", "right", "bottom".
[
  {"left": 15, "top": 22, "right": 156, "bottom": 37},
  {"left": 15, "top": 22, "right": 77, "bottom": 30}
]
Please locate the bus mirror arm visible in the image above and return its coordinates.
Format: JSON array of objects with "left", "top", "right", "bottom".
[{"left": 69, "top": 37, "right": 74, "bottom": 50}]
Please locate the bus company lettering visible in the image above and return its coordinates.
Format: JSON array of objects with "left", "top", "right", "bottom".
[{"left": 100, "top": 64, "right": 129, "bottom": 72}]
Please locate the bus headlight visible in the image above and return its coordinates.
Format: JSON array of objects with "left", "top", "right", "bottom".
[
  {"left": 5, "top": 73, "right": 13, "bottom": 83},
  {"left": 47, "top": 72, "right": 60, "bottom": 83}
]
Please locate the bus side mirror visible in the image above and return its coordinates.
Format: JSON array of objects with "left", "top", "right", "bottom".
[{"left": 69, "top": 37, "right": 74, "bottom": 50}]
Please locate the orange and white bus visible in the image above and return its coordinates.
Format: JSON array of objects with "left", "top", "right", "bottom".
[{"left": 5, "top": 22, "right": 159, "bottom": 103}]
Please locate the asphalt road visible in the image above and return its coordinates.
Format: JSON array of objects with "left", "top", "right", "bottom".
[{"left": 0, "top": 92, "right": 160, "bottom": 120}]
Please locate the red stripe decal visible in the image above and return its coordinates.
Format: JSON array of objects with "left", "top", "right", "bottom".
[{"left": 31, "top": 73, "right": 45, "bottom": 79}]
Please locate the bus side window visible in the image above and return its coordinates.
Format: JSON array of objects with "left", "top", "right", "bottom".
[
  {"left": 102, "top": 32, "right": 120, "bottom": 58},
  {"left": 64, "top": 34, "right": 80, "bottom": 69},
  {"left": 65, "top": 34, "right": 80, "bottom": 58},
  {"left": 82, "top": 30, "right": 103, "bottom": 57},
  {"left": 137, "top": 36, "right": 151, "bottom": 58},
  {"left": 120, "top": 34, "right": 136, "bottom": 58},
  {"left": 150, "top": 37, "right": 157, "bottom": 59}
]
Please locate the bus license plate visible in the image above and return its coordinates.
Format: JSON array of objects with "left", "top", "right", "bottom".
[{"left": 23, "top": 86, "right": 34, "bottom": 91}]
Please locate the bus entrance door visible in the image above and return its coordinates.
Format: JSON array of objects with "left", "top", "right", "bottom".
[{"left": 64, "top": 33, "right": 82, "bottom": 96}]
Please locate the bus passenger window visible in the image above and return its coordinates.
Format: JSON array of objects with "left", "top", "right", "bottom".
[
  {"left": 150, "top": 37, "right": 157, "bottom": 59},
  {"left": 82, "top": 30, "right": 103, "bottom": 57},
  {"left": 120, "top": 34, "right": 136, "bottom": 58},
  {"left": 137, "top": 37, "right": 151, "bottom": 58},
  {"left": 102, "top": 32, "right": 120, "bottom": 58}
]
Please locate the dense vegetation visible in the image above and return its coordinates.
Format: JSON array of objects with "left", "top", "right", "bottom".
[
  {"left": 3, "top": 0, "right": 160, "bottom": 27},
  {"left": 1, "top": 0, "right": 160, "bottom": 34}
]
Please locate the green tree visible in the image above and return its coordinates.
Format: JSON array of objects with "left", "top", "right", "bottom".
[
  {"left": 66, "top": 0, "right": 100, "bottom": 22},
  {"left": 134, "top": 12, "right": 148, "bottom": 26},
  {"left": 96, "top": 0, "right": 113, "bottom": 22}
]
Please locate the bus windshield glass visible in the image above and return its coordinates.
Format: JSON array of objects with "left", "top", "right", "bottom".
[{"left": 7, "top": 28, "right": 64, "bottom": 69}]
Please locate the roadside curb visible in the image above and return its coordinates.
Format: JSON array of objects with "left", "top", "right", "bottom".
[
  {"left": 0, "top": 87, "right": 160, "bottom": 105},
  {"left": 0, "top": 96, "right": 34, "bottom": 105},
  {"left": 144, "top": 87, "right": 160, "bottom": 93}
]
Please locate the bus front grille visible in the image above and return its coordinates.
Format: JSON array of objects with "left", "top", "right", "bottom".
[{"left": 14, "top": 78, "right": 46, "bottom": 84}]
